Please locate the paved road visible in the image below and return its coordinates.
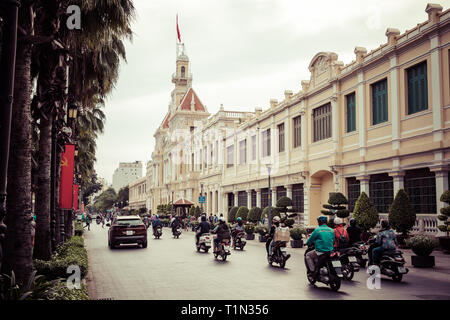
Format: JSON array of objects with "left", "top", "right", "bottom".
[{"left": 84, "top": 223, "right": 450, "bottom": 300}]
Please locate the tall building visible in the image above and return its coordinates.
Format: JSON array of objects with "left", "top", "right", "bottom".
[
  {"left": 112, "top": 161, "right": 143, "bottom": 192},
  {"left": 135, "top": 4, "right": 449, "bottom": 235}
]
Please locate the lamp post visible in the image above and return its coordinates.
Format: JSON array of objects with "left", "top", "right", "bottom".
[
  {"left": 0, "top": 0, "right": 20, "bottom": 270},
  {"left": 266, "top": 164, "right": 272, "bottom": 230}
]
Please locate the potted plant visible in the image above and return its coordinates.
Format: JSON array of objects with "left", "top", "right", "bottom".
[
  {"left": 405, "top": 235, "right": 437, "bottom": 267},
  {"left": 244, "top": 223, "right": 255, "bottom": 240},
  {"left": 389, "top": 189, "right": 416, "bottom": 247},
  {"left": 437, "top": 190, "right": 450, "bottom": 253},
  {"left": 248, "top": 207, "right": 262, "bottom": 223},
  {"left": 255, "top": 226, "right": 268, "bottom": 242},
  {"left": 290, "top": 225, "right": 306, "bottom": 248},
  {"left": 321, "top": 192, "right": 350, "bottom": 228}
]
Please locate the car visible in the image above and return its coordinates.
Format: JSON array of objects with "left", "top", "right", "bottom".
[{"left": 107, "top": 215, "right": 147, "bottom": 249}]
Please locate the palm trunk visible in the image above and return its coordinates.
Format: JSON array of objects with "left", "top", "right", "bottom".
[
  {"left": 33, "top": 113, "right": 53, "bottom": 261},
  {"left": 2, "top": 7, "right": 34, "bottom": 285}
]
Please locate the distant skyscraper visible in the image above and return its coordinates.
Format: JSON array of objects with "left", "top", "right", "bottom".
[{"left": 112, "top": 161, "right": 143, "bottom": 192}]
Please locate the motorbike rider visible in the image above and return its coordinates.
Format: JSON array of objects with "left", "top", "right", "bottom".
[
  {"left": 333, "top": 217, "right": 349, "bottom": 249},
  {"left": 152, "top": 214, "right": 163, "bottom": 234},
  {"left": 143, "top": 215, "right": 150, "bottom": 229},
  {"left": 368, "top": 219, "right": 398, "bottom": 266},
  {"left": 305, "top": 216, "right": 335, "bottom": 279},
  {"left": 171, "top": 216, "right": 182, "bottom": 234},
  {"left": 266, "top": 216, "right": 281, "bottom": 258},
  {"left": 196, "top": 215, "right": 211, "bottom": 244},
  {"left": 211, "top": 217, "right": 231, "bottom": 251},
  {"left": 346, "top": 218, "right": 362, "bottom": 245},
  {"left": 232, "top": 217, "right": 245, "bottom": 241}
]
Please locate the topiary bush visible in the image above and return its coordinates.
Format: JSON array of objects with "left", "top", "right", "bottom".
[
  {"left": 228, "top": 206, "right": 239, "bottom": 223},
  {"left": 388, "top": 189, "right": 416, "bottom": 237},
  {"left": 438, "top": 190, "right": 450, "bottom": 237},
  {"left": 284, "top": 218, "right": 295, "bottom": 228},
  {"left": 236, "top": 206, "right": 249, "bottom": 221},
  {"left": 290, "top": 226, "right": 307, "bottom": 240},
  {"left": 353, "top": 191, "right": 379, "bottom": 231},
  {"left": 321, "top": 192, "right": 350, "bottom": 228},
  {"left": 255, "top": 225, "right": 268, "bottom": 236},
  {"left": 405, "top": 236, "right": 437, "bottom": 256},
  {"left": 262, "top": 206, "right": 280, "bottom": 220},
  {"left": 248, "top": 207, "right": 262, "bottom": 223},
  {"left": 244, "top": 223, "right": 255, "bottom": 235}
]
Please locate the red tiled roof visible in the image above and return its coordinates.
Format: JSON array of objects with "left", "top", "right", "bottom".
[
  {"left": 162, "top": 112, "right": 170, "bottom": 129},
  {"left": 173, "top": 198, "right": 194, "bottom": 206},
  {"left": 179, "top": 88, "right": 205, "bottom": 112}
]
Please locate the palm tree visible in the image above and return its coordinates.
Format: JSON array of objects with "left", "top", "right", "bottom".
[{"left": 2, "top": 1, "right": 35, "bottom": 286}]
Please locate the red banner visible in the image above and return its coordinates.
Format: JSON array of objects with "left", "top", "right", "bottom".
[
  {"left": 59, "top": 144, "right": 75, "bottom": 209},
  {"left": 73, "top": 184, "right": 79, "bottom": 211}
]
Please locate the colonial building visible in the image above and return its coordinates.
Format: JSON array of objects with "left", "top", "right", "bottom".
[{"left": 138, "top": 4, "right": 450, "bottom": 235}]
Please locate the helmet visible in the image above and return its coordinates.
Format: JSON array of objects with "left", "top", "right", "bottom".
[
  {"left": 317, "top": 216, "right": 327, "bottom": 224},
  {"left": 334, "top": 217, "right": 343, "bottom": 225},
  {"left": 272, "top": 216, "right": 281, "bottom": 223},
  {"left": 236, "top": 217, "right": 242, "bottom": 222},
  {"left": 219, "top": 217, "right": 226, "bottom": 223},
  {"left": 349, "top": 218, "right": 356, "bottom": 226},
  {"left": 155, "top": 214, "right": 159, "bottom": 218},
  {"left": 381, "top": 219, "right": 390, "bottom": 229},
  {"left": 201, "top": 215, "right": 206, "bottom": 222}
]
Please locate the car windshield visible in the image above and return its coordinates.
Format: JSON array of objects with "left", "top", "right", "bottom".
[{"left": 115, "top": 219, "right": 142, "bottom": 226}]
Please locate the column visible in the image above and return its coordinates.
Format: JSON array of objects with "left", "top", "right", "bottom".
[
  {"left": 212, "top": 190, "right": 216, "bottom": 214},
  {"left": 233, "top": 190, "right": 238, "bottom": 207},
  {"left": 256, "top": 189, "right": 261, "bottom": 208},
  {"left": 247, "top": 189, "right": 252, "bottom": 209},
  {"left": 286, "top": 185, "right": 292, "bottom": 200},
  {"left": 300, "top": 109, "right": 306, "bottom": 157},
  {"left": 303, "top": 183, "right": 309, "bottom": 227},
  {"left": 357, "top": 71, "right": 366, "bottom": 156},
  {"left": 271, "top": 188, "right": 276, "bottom": 207},
  {"left": 331, "top": 94, "right": 338, "bottom": 151},
  {"left": 357, "top": 176, "right": 370, "bottom": 194},
  {"left": 390, "top": 54, "right": 400, "bottom": 150},
  {"left": 430, "top": 33, "right": 443, "bottom": 142},
  {"left": 433, "top": 169, "right": 449, "bottom": 236},
  {"left": 389, "top": 171, "right": 404, "bottom": 195}
]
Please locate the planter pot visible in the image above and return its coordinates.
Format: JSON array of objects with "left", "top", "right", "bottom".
[
  {"left": 290, "top": 239, "right": 303, "bottom": 248},
  {"left": 438, "top": 236, "right": 450, "bottom": 253},
  {"left": 411, "top": 255, "right": 435, "bottom": 268},
  {"left": 245, "top": 233, "right": 255, "bottom": 240},
  {"left": 259, "top": 235, "right": 268, "bottom": 242}
]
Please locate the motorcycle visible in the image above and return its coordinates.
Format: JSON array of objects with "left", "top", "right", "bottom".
[
  {"left": 232, "top": 231, "right": 247, "bottom": 250},
  {"left": 267, "top": 240, "right": 291, "bottom": 268},
  {"left": 352, "top": 241, "right": 369, "bottom": 268},
  {"left": 172, "top": 226, "right": 182, "bottom": 238},
  {"left": 96, "top": 217, "right": 101, "bottom": 225},
  {"left": 213, "top": 238, "right": 231, "bottom": 261},
  {"left": 196, "top": 233, "right": 212, "bottom": 253},
  {"left": 153, "top": 226, "right": 162, "bottom": 239},
  {"left": 336, "top": 246, "right": 361, "bottom": 281},
  {"left": 305, "top": 245, "right": 344, "bottom": 292},
  {"left": 368, "top": 238, "right": 409, "bottom": 282}
]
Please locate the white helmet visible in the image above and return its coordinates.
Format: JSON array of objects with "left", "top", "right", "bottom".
[
  {"left": 334, "top": 217, "right": 343, "bottom": 225},
  {"left": 272, "top": 216, "right": 281, "bottom": 223},
  {"left": 219, "top": 217, "right": 226, "bottom": 222}
]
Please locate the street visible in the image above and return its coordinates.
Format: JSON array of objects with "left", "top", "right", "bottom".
[{"left": 85, "top": 223, "right": 450, "bottom": 300}]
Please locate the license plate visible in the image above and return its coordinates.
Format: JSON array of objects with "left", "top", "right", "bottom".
[
  {"left": 332, "top": 260, "right": 342, "bottom": 268},
  {"left": 349, "top": 256, "right": 357, "bottom": 262},
  {"left": 362, "top": 254, "right": 368, "bottom": 259},
  {"left": 224, "top": 246, "right": 230, "bottom": 251},
  {"left": 126, "top": 231, "right": 134, "bottom": 236},
  {"left": 280, "top": 247, "right": 287, "bottom": 251},
  {"left": 398, "top": 267, "right": 407, "bottom": 274}
]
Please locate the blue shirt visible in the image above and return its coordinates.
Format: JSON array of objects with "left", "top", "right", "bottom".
[
  {"left": 306, "top": 224, "right": 335, "bottom": 253},
  {"left": 376, "top": 229, "right": 397, "bottom": 250}
]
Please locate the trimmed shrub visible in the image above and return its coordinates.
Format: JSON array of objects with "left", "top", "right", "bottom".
[
  {"left": 255, "top": 225, "right": 268, "bottom": 236},
  {"left": 34, "top": 236, "right": 88, "bottom": 281},
  {"left": 44, "top": 281, "right": 89, "bottom": 300},
  {"left": 405, "top": 236, "right": 437, "bottom": 256},
  {"left": 236, "top": 206, "right": 249, "bottom": 221},
  {"left": 248, "top": 207, "right": 262, "bottom": 223},
  {"left": 262, "top": 206, "right": 280, "bottom": 220},
  {"left": 228, "top": 206, "right": 239, "bottom": 223},
  {"left": 244, "top": 223, "right": 255, "bottom": 235},
  {"left": 388, "top": 189, "right": 416, "bottom": 237},
  {"left": 284, "top": 218, "right": 295, "bottom": 228},
  {"left": 290, "top": 226, "right": 307, "bottom": 240},
  {"left": 321, "top": 192, "right": 350, "bottom": 226},
  {"left": 438, "top": 190, "right": 450, "bottom": 236},
  {"left": 352, "top": 191, "right": 379, "bottom": 231},
  {"left": 194, "top": 206, "right": 202, "bottom": 218}
]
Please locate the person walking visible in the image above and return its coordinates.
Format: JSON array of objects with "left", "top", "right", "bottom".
[{"left": 84, "top": 213, "right": 92, "bottom": 231}]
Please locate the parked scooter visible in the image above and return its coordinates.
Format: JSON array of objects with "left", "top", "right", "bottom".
[
  {"left": 172, "top": 226, "right": 182, "bottom": 239},
  {"left": 213, "top": 238, "right": 231, "bottom": 261},
  {"left": 153, "top": 226, "right": 162, "bottom": 239},
  {"left": 267, "top": 240, "right": 291, "bottom": 268},
  {"left": 196, "top": 233, "right": 212, "bottom": 253},
  {"left": 368, "top": 238, "right": 409, "bottom": 282},
  {"left": 232, "top": 231, "right": 247, "bottom": 250},
  {"left": 305, "top": 245, "right": 344, "bottom": 292}
]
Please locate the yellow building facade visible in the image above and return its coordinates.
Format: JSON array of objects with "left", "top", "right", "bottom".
[{"left": 132, "top": 4, "right": 450, "bottom": 235}]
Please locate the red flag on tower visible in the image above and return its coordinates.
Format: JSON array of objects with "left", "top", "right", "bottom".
[{"left": 176, "top": 14, "right": 181, "bottom": 43}]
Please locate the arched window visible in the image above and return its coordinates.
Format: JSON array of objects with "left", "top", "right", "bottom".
[{"left": 181, "top": 66, "right": 185, "bottom": 78}]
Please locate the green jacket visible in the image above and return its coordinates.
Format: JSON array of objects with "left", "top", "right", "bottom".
[{"left": 306, "top": 224, "right": 335, "bottom": 253}]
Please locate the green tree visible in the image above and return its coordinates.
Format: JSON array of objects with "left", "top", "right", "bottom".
[
  {"left": 352, "top": 192, "right": 379, "bottom": 231},
  {"left": 321, "top": 192, "right": 350, "bottom": 227},
  {"left": 117, "top": 186, "right": 129, "bottom": 208},
  {"left": 276, "top": 196, "right": 297, "bottom": 225},
  {"left": 228, "top": 206, "right": 239, "bottom": 223},
  {"left": 248, "top": 207, "right": 262, "bottom": 223},
  {"left": 189, "top": 205, "right": 195, "bottom": 218},
  {"left": 437, "top": 190, "right": 450, "bottom": 237},
  {"left": 236, "top": 207, "right": 249, "bottom": 221},
  {"left": 93, "top": 188, "right": 117, "bottom": 213},
  {"left": 194, "top": 206, "right": 201, "bottom": 218},
  {"left": 262, "top": 206, "right": 281, "bottom": 220},
  {"left": 388, "top": 189, "right": 416, "bottom": 237}
]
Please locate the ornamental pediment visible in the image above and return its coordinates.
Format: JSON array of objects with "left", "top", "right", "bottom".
[{"left": 308, "top": 52, "right": 338, "bottom": 89}]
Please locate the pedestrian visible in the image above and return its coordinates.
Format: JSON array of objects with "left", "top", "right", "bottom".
[
  {"left": 84, "top": 213, "right": 92, "bottom": 231},
  {"left": 214, "top": 214, "right": 218, "bottom": 223},
  {"left": 209, "top": 214, "right": 214, "bottom": 224},
  {"left": 101, "top": 214, "right": 105, "bottom": 228}
]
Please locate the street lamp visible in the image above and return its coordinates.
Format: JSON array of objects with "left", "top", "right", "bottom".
[
  {"left": 68, "top": 104, "right": 78, "bottom": 123},
  {"left": 266, "top": 164, "right": 272, "bottom": 230}
]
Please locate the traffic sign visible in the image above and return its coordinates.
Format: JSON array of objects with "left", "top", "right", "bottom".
[{"left": 198, "top": 196, "right": 205, "bottom": 203}]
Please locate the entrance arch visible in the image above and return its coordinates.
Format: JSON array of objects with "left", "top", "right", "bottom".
[{"left": 308, "top": 170, "right": 335, "bottom": 225}]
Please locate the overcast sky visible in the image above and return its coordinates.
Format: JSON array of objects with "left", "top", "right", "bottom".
[{"left": 94, "top": 0, "right": 448, "bottom": 184}]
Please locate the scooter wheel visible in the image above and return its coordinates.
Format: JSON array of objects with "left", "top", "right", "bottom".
[
  {"left": 307, "top": 272, "right": 316, "bottom": 285},
  {"left": 279, "top": 259, "right": 286, "bottom": 269},
  {"left": 342, "top": 265, "right": 354, "bottom": 281},
  {"left": 329, "top": 276, "right": 341, "bottom": 292},
  {"left": 392, "top": 274, "right": 403, "bottom": 282},
  {"left": 196, "top": 246, "right": 200, "bottom": 252},
  {"left": 222, "top": 254, "right": 227, "bottom": 261}
]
